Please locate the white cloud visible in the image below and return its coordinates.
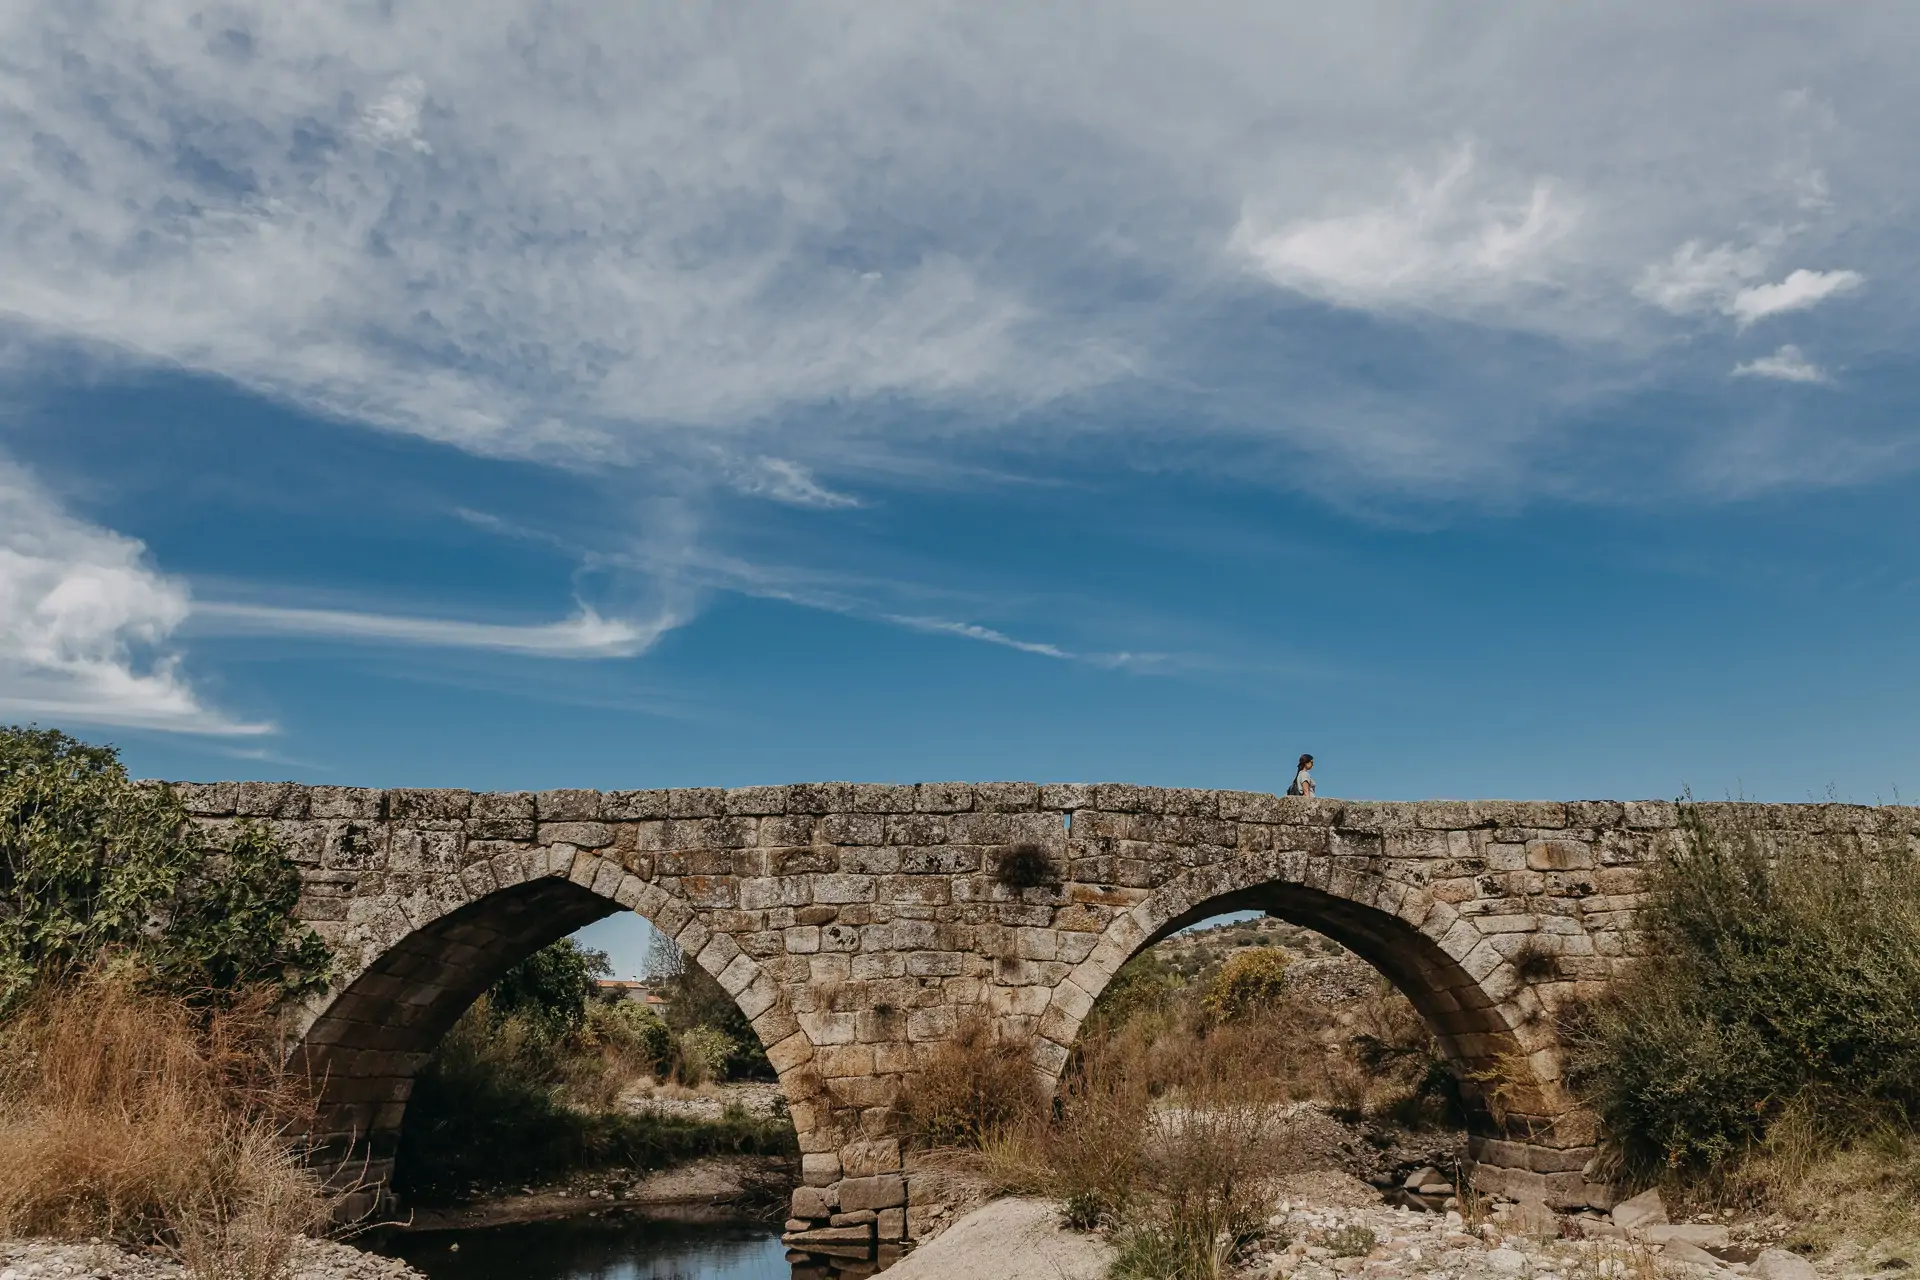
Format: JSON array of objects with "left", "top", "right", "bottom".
[
  {"left": 1635, "top": 242, "right": 1864, "bottom": 327},
  {"left": 1234, "top": 144, "right": 1578, "bottom": 314},
  {"left": 190, "top": 602, "right": 679, "bottom": 658},
  {"left": 1732, "top": 344, "right": 1828, "bottom": 383},
  {"left": 1634, "top": 239, "right": 1776, "bottom": 313},
  {"left": 357, "top": 74, "right": 431, "bottom": 153},
  {"left": 0, "top": 2, "right": 1914, "bottom": 502},
  {"left": 1728, "top": 268, "right": 1864, "bottom": 326},
  {"left": 0, "top": 465, "right": 266, "bottom": 734}
]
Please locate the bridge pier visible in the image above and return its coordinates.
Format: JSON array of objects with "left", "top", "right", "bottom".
[{"left": 167, "top": 780, "right": 1915, "bottom": 1237}]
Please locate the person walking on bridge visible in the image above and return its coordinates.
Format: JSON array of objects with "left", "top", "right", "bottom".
[{"left": 1286, "top": 753, "right": 1315, "bottom": 797}]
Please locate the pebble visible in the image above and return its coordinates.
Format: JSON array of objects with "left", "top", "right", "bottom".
[
  {"left": 1238, "top": 1178, "right": 1799, "bottom": 1280},
  {"left": 0, "top": 1237, "right": 424, "bottom": 1280}
]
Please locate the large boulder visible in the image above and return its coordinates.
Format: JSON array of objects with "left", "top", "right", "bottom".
[
  {"left": 1610, "top": 1187, "right": 1668, "bottom": 1230},
  {"left": 1753, "top": 1249, "right": 1819, "bottom": 1280}
]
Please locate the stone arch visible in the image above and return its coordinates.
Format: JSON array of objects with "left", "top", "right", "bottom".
[
  {"left": 288, "top": 847, "right": 813, "bottom": 1218},
  {"left": 1034, "top": 849, "right": 1595, "bottom": 1205}
]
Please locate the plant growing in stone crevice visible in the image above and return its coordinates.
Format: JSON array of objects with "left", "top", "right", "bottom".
[{"left": 994, "top": 843, "right": 1060, "bottom": 892}]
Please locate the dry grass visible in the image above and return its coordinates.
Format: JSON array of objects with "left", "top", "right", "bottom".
[
  {"left": 904, "top": 1013, "right": 1042, "bottom": 1148},
  {"left": 0, "top": 973, "right": 327, "bottom": 1279}
]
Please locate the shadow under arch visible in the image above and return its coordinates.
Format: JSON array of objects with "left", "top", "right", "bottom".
[
  {"left": 1045, "top": 859, "right": 1591, "bottom": 1202},
  {"left": 290, "top": 866, "right": 807, "bottom": 1218}
]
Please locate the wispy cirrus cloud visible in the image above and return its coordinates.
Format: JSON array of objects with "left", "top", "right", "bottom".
[
  {"left": 0, "top": 1, "right": 1915, "bottom": 511},
  {"left": 190, "top": 602, "right": 682, "bottom": 659}
]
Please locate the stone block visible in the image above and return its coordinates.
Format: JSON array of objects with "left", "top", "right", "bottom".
[
  {"left": 665, "top": 787, "right": 728, "bottom": 817},
  {"left": 849, "top": 783, "right": 920, "bottom": 813},
  {"left": 905, "top": 1006, "right": 956, "bottom": 1041},
  {"left": 1527, "top": 839, "right": 1592, "bottom": 870},
  {"left": 915, "top": 782, "right": 974, "bottom": 812},
  {"left": 235, "top": 781, "right": 308, "bottom": 818},
  {"left": 813, "top": 873, "right": 875, "bottom": 904},
  {"left": 822, "top": 813, "right": 885, "bottom": 845},
  {"left": 603, "top": 789, "right": 668, "bottom": 819},
  {"left": 817, "top": 1045, "right": 876, "bottom": 1078},
  {"left": 172, "top": 781, "right": 237, "bottom": 816},
  {"left": 717, "top": 953, "right": 758, "bottom": 996},
  {"left": 836, "top": 1174, "right": 907, "bottom": 1212},
  {"left": 725, "top": 785, "right": 789, "bottom": 815},
  {"left": 799, "top": 1152, "right": 842, "bottom": 1187},
  {"left": 840, "top": 1138, "right": 901, "bottom": 1177},
  {"left": 388, "top": 788, "right": 472, "bottom": 821},
  {"left": 1040, "top": 783, "right": 1093, "bottom": 810},
  {"left": 309, "top": 786, "right": 384, "bottom": 820},
  {"left": 539, "top": 821, "right": 612, "bottom": 848},
  {"left": 876, "top": 1207, "right": 906, "bottom": 1240},
  {"left": 1623, "top": 800, "right": 1678, "bottom": 830}
]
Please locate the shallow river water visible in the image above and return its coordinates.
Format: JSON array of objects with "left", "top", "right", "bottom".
[{"left": 374, "top": 1216, "right": 791, "bottom": 1280}]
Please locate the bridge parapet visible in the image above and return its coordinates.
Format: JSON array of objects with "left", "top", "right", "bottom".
[{"left": 168, "top": 781, "right": 1920, "bottom": 1241}]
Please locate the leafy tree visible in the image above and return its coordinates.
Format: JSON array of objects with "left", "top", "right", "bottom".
[
  {"left": 487, "top": 938, "right": 610, "bottom": 1039},
  {"left": 0, "top": 726, "right": 330, "bottom": 1013}
]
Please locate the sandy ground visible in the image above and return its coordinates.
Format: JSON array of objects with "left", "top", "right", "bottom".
[{"left": 877, "top": 1198, "right": 1113, "bottom": 1280}]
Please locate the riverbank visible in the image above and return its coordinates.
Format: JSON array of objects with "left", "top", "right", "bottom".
[{"left": 393, "top": 1154, "right": 793, "bottom": 1231}]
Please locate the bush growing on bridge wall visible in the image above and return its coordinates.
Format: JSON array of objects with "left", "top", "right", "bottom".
[
  {"left": 0, "top": 726, "right": 331, "bottom": 1013},
  {"left": 1568, "top": 804, "right": 1920, "bottom": 1182}
]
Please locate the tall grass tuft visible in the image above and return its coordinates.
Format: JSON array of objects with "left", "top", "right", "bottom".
[
  {"left": 0, "top": 972, "right": 327, "bottom": 1279},
  {"left": 904, "top": 1013, "right": 1041, "bottom": 1149}
]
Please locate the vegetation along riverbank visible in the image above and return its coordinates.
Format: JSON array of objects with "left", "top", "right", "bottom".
[{"left": 0, "top": 726, "right": 788, "bottom": 1280}]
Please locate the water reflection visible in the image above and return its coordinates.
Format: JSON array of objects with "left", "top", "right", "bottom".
[{"left": 374, "top": 1216, "right": 790, "bottom": 1280}]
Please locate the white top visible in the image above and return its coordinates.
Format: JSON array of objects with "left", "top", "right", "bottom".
[{"left": 1289, "top": 768, "right": 1315, "bottom": 797}]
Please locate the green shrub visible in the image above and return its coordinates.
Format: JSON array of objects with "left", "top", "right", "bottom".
[
  {"left": 673, "top": 1026, "right": 734, "bottom": 1086},
  {"left": 1200, "top": 947, "right": 1290, "bottom": 1022},
  {"left": 1085, "top": 950, "right": 1182, "bottom": 1034},
  {"left": 0, "top": 726, "right": 330, "bottom": 1013},
  {"left": 585, "top": 1000, "right": 672, "bottom": 1077},
  {"left": 1568, "top": 804, "right": 1920, "bottom": 1177},
  {"left": 646, "top": 931, "right": 773, "bottom": 1080}
]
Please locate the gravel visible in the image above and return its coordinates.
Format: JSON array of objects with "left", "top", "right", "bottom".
[{"left": 0, "top": 1237, "right": 422, "bottom": 1280}]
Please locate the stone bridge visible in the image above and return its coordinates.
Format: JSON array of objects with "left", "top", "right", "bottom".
[{"left": 168, "top": 780, "right": 1916, "bottom": 1246}]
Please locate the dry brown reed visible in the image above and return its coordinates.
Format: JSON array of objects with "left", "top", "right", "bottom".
[{"left": 0, "top": 972, "right": 327, "bottom": 1279}]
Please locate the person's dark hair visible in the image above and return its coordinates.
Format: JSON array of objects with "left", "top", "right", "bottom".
[{"left": 1297, "top": 753, "right": 1314, "bottom": 770}]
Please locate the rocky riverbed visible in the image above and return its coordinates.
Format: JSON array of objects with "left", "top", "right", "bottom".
[{"left": 0, "top": 1236, "right": 424, "bottom": 1280}]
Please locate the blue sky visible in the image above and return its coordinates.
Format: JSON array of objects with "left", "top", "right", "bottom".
[{"left": 5, "top": 6, "right": 1919, "bottom": 980}]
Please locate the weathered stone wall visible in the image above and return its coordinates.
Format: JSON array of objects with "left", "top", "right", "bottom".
[{"left": 167, "top": 781, "right": 1920, "bottom": 1242}]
